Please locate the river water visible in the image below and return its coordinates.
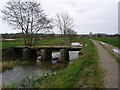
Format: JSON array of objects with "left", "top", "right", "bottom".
[{"left": 2, "top": 51, "right": 79, "bottom": 86}]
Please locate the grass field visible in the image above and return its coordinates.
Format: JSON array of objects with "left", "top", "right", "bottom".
[
  {"left": 6, "top": 38, "right": 103, "bottom": 88},
  {"left": 1, "top": 38, "right": 77, "bottom": 49},
  {"left": 1, "top": 39, "right": 24, "bottom": 49},
  {"left": 36, "top": 38, "right": 71, "bottom": 46},
  {"left": 92, "top": 37, "right": 120, "bottom": 48}
]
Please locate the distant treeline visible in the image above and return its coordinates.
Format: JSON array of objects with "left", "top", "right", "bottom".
[{"left": 1, "top": 33, "right": 120, "bottom": 39}]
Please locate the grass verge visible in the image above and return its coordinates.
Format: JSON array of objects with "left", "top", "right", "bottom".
[
  {"left": 91, "top": 37, "right": 120, "bottom": 48},
  {"left": 97, "top": 41, "right": 120, "bottom": 63}
]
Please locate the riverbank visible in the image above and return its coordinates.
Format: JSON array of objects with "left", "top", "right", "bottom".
[
  {"left": 4, "top": 38, "right": 103, "bottom": 88},
  {"left": 36, "top": 39, "right": 103, "bottom": 88},
  {"left": 2, "top": 60, "right": 29, "bottom": 72}
]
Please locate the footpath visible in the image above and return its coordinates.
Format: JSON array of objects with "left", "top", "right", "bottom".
[{"left": 92, "top": 40, "right": 118, "bottom": 88}]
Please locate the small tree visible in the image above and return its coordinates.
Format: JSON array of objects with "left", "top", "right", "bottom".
[
  {"left": 66, "top": 28, "right": 77, "bottom": 42},
  {"left": 2, "top": 1, "right": 52, "bottom": 46},
  {"left": 54, "top": 13, "right": 74, "bottom": 44}
]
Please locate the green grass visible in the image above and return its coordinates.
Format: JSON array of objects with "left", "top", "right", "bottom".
[
  {"left": 91, "top": 37, "right": 120, "bottom": 48},
  {"left": 98, "top": 41, "right": 120, "bottom": 63},
  {"left": 2, "top": 37, "right": 120, "bottom": 49},
  {"left": 2, "top": 37, "right": 84, "bottom": 49},
  {"left": 36, "top": 38, "right": 69, "bottom": 46},
  {"left": 1, "top": 39, "right": 24, "bottom": 49},
  {"left": 7, "top": 38, "right": 103, "bottom": 88},
  {"left": 2, "top": 38, "right": 71, "bottom": 49},
  {"left": 35, "top": 38, "right": 80, "bottom": 46},
  {"left": 3, "top": 38, "right": 103, "bottom": 88},
  {"left": 34, "top": 38, "right": 103, "bottom": 88}
]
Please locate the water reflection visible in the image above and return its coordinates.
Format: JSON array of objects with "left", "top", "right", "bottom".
[
  {"left": 2, "top": 51, "right": 79, "bottom": 86},
  {"left": 2, "top": 66, "right": 51, "bottom": 85},
  {"left": 112, "top": 49, "right": 120, "bottom": 54},
  {"left": 52, "top": 51, "right": 79, "bottom": 61},
  {"left": 69, "top": 51, "right": 79, "bottom": 60}
]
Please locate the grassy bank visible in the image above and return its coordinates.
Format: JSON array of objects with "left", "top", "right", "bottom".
[
  {"left": 6, "top": 38, "right": 103, "bottom": 88},
  {"left": 2, "top": 60, "right": 29, "bottom": 72},
  {"left": 36, "top": 39, "right": 103, "bottom": 88},
  {"left": 91, "top": 37, "right": 120, "bottom": 48}
]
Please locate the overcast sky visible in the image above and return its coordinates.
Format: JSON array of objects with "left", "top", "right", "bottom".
[{"left": 0, "top": 0, "right": 119, "bottom": 34}]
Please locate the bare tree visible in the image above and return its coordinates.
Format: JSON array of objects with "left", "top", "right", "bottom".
[
  {"left": 54, "top": 13, "right": 74, "bottom": 43},
  {"left": 66, "top": 28, "right": 77, "bottom": 42},
  {"left": 2, "top": 1, "right": 52, "bottom": 46}
]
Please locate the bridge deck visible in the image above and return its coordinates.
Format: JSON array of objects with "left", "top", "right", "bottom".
[
  {"left": 36, "top": 46, "right": 82, "bottom": 51},
  {"left": 14, "top": 46, "right": 82, "bottom": 51}
]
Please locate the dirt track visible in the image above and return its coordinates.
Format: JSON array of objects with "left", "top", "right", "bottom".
[{"left": 92, "top": 40, "right": 118, "bottom": 88}]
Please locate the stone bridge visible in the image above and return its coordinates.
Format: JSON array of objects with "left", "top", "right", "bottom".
[{"left": 2, "top": 46, "right": 82, "bottom": 62}]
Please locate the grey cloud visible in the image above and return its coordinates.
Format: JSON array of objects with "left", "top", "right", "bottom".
[{"left": 0, "top": 0, "right": 118, "bottom": 34}]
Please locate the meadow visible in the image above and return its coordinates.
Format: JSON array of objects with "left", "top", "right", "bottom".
[
  {"left": 2, "top": 38, "right": 72, "bottom": 49},
  {"left": 1, "top": 39, "right": 24, "bottom": 49},
  {"left": 92, "top": 37, "right": 120, "bottom": 48}
]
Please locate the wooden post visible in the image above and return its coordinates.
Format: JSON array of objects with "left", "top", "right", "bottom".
[
  {"left": 59, "top": 49, "right": 69, "bottom": 62},
  {"left": 40, "top": 48, "right": 52, "bottom": 62}
]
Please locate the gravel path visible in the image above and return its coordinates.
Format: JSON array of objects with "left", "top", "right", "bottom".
[{"left": 92, "top": 40, "right": 118, "bottom": 88}]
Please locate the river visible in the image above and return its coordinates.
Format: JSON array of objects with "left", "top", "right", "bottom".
[{"left": 2, "top": 51, "right": 79, "bottom": 86}]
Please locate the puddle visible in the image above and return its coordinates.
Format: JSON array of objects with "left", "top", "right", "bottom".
[
  {"left": 112, "top": 49, "right": 120, "bottom": 54},
  {"left": 4, "top": 39, "right": 16, "bottom": 41},
  {"left": 100, "top": 41, "right": 106, "bottom": 45}
]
